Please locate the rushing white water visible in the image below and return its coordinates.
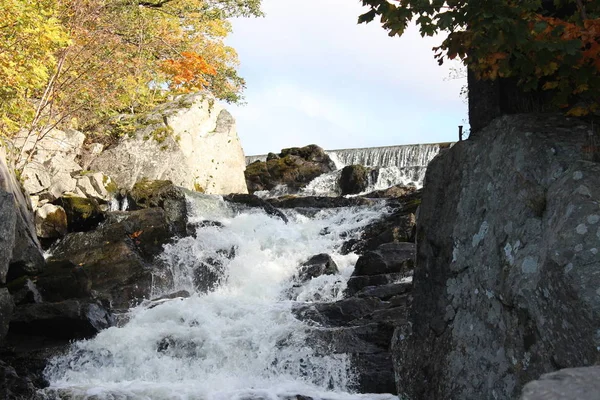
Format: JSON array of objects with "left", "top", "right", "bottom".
[
  {"left": 43, "top": 195, "right": 396, "bottom": 400},
  {"left": 326, "top": 144, "right": 442, "bottom": 170}
]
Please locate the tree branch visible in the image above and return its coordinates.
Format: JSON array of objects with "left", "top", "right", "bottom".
[{"left": 137, "top": 0, "right": 175, "bottom": 8}]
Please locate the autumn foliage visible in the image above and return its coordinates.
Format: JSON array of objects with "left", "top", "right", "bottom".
[
  {"left": 161, "top": 52, "right": 218, "bottom": 92},
  {"left": 0, "top": 0, "right": 262, "bottom": 138},
  {"left": 359, "top": 0, "right": 600, "bottom": 116}
]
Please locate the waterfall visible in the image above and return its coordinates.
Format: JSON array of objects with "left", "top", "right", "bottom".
[
  {"left": 246, "top": 143, "right": 449, "bottom": 196},
  {"left": 326, "top": 144, "right": 443, "bottom": 170},
  {"left": 43, "top": 195, "right": 396, "bottom": 400}
]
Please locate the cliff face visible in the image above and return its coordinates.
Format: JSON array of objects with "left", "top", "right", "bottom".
[
  {"left": 0, "top": 147, "right": 44, "bottom": 343},
  {"left": 91, "top": 93, "right": 248, "bottom": 194},
  {"left": 394, "top": 114, "right": 600, "bottom": 399}
]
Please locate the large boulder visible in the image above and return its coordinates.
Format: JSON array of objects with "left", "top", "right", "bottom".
[
  {"left": 297, "top": 254, "right": 339, "bottom": 283},
  {"left": 127, "top": 179, "right": 189, "bottom": 233},
  {"left": 345, "top": 243, "right": 415, "bottom": 297},
  {"left": 394, "top": 114, "right": 600, "bottom": 399},
  {"left": 0, "top": 146, "right": 45, "bottom": 283},
  {"left": 34, "top": 204, "right": 68, "bottom": 239},
  {"left": 244, "top": 144, "right": 335, "bottom": 193},
  {"left": 339, "top": 165, "right": 377, "bottom": 195},
  {"left": 53, "top": 195, "right": 106, "bottom": 233},
  {"left": 44, "top": 207, "right": 181, "bottom": 309},
  {"left": 90, "top": 93, "right": 248, "bottom": 194},
  {"left": 9, "top": 299, "right": 113, "bottom": 340},
  {"left": 520, "top": 366, "right": 600, "bottom": 400}
]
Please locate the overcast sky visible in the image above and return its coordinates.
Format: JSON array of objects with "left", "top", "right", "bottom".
[{"left": 226, "top": 0, "right": 467, "bottom": 156}]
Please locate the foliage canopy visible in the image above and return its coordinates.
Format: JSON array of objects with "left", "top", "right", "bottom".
[
  {"left": 0, "top": 0, "right": 262, "bottom": 138},
  {"left": 359, "top": 0, "right": 600, "bottom": 116}
]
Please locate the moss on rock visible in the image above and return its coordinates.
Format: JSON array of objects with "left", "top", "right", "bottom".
[
  {"left": 54, "top": 195, "right": 105, "bottom": 233},
  {"left": 244, "top": 145, "right": 334, "bottom": 193}
]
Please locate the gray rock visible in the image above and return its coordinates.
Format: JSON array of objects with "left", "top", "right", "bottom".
[
  {"left": 90, "top": 93, "right": 248, "bottom": 194},
  {"left": 46, "top": 208, "right": 179, "bottom": 309},
  {"left": 0, "top": 192, "right": 17, "bottom": 282},
  {"left": 80, "top": 142, "right": 104, "bottom": 169},
  {"left": 21, "top": 162, "right": 51, "bottom": 194},
  {"left": 520, "top": 366, "right": 600, "bottom": 400},
  {"left": 0, "top": 147, "right": 44, "bottom": 283},
  {"left": 0, "top": 288, "right": 14, "bottom": 343},
  {"left": 34, "top": 204, "right": 68, "bottom": 238},
  {"left": 13, "top": 128, "right": 85, "bottom": 164},
  {"left": 394, "top": 114, "right": 600, "bottom": 400},
  {"left": 10, "top": 299, "right": 113, "bottom": 340},
  {"left": 339, "top": 165, "right": 378, "bottom": 195},
  {"left": 224, "top": 194, "right": 288, "bottom": 223},
  {"left": 345, "top": 273, "right": 405, "bottom": 298},
  {"left": 353, "top": 242, "right": 415, "bottom": 276},
  {"left": 298, "top": 254, "right": 339, "bottom": 282},
  {"left": 244, "top": 144, "right": 335, "bottom": 193},
  {"left": 15, "top": 129, "right": 85, "bottom": 196}
]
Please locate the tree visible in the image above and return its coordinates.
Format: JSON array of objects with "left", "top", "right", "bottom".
[
  {"left": 358, "top": 0, "right": 600, "bottom": 119},
  {"left": 0, "top": 0, "right": 69, "bottom": 134},
  {"left": 1, "top": 0, "right": 262, "bottom": 142}
]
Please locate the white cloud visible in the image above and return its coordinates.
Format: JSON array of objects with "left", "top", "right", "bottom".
[{"left": 225, "top": 0, "right": 468, "bottom": 155}]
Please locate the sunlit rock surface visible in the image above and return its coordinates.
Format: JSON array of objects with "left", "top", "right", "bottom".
[
  {"left": 91, "top": 93, "right": 248, "bottom": 194},
  {"left": 394, "top": 114, "right": 600, "bottom": 399}
]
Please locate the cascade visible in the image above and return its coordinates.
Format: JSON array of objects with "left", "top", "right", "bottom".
[
  {"left": 43, "top": 195, "right": 396, "bottom": 400},
  {"left": 246, "top": 143, "right": 448, "bottom": 196},
  {"left": 326, "top": 144, "right": 442, "bottom": 170}
]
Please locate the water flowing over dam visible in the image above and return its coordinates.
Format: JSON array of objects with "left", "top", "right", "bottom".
[
  {"left": 43, "top": 195, "right": 398, "bottom": 400},
  {"left": 246, "top": 143, "right": 450, "bottom": 195}
]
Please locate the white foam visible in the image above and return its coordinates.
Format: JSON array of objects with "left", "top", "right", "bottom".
[{"left": 44, "top": 196, "right": 393, "bottom": 399}]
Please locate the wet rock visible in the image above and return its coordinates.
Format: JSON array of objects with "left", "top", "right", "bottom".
[
  {"left": 294, "top": 282, "right": 412, "bottom": 395},
  {"left": 394, "top": 115, "right": 600, "bottom": 399},
  {"left": 353, "top": 243, "right": 415, "bottom": 276},
  {"left": 298, "top": 254, "right": 338, "bottom": 283},
  {"left": 53, "top": 195, "right": 106, "bottom": 233},
  {"left": 192, "top": 247, "right": 236, "bottom": 293},
  {"left": 127, "top": 179, "right": 189, "bottom": 235},
  {"left": 520, "top": 366, "right": 600, "bottom": 400},
  {"left": 339, "top": 165, "right": 377, "bottom": 195},
  {"left": 245, "top": 145, "right": 335, "bottom": 193},
  {"left": 10, "top": 299, "right": 113, "bottom": 340},
  {"left": 34, "top": 260, "right": 92, "bottom": 303},
  {"left": 0, "top": 148, "right": 45, "bottom": 284},
  {"left": 293, "top": 297, "right": 387, "bottom": 327},
  {"left": 151, "top": 290, "right": 190, "bottom": 302},
  {"left": 0, "top": 359, "right": 42, "bottom": 400},
  {"left": 34, "top": 204, "right": 68, "bottom": 239},
  {"left": 6, "top": 277, "right": 43, "bottom": 306},
  {"left": 0, "top": 289, "right": 14, "bottom": 343},
  {"left": 224, "top": 194, "right": 288, "bottom": 223},
  {"left": 354, "top": 282, "right": 412, "bottom": 300},
  {"left": 46, "top": 208, "right": 177, "bottom": 309},
  {"left": 345, "top": 273, "right": 405, "bottom": 298},
  {"left": 342, "top": 192, "right": 420, "bottom": 255},
  {"left": 362, "top": 185, "right": 418, "bottom": 198},
  {"left": 267, "top": 196, "right": 374, "bottom": 209}
]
